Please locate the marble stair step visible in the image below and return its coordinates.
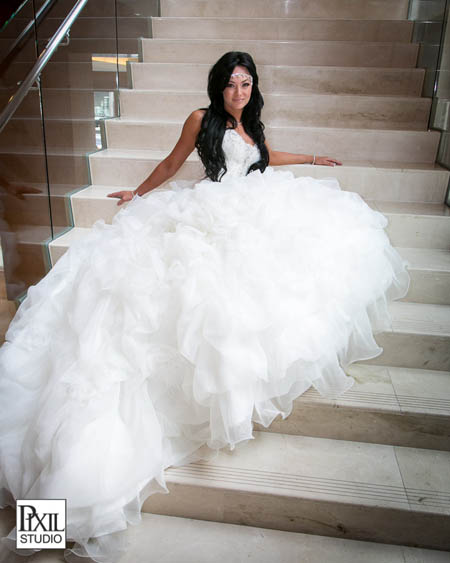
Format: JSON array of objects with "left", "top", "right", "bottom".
[
  {"left": 160, "top": 0, "right": 410, "bottom": 20},
  {"left": 104, "top": 120, "right": 440, "bottom": 162},
  {"left": 88, "top": 148, "right": 449, "bottom": 203},
  {"left": 129, "top": 62, "right": 425, "bottom": 97},
  {"left": 0, "top": 88, "right": 99, "bottom": 119},
  {"left": 0, "top": 148, "right": 91, "bottom": 185},
  {"left": 47, "top": 226, "right": 450, "bottom": 371},
  {"left": 0, "top": 118, "right": 98, "bottom": 151},
  {"left": 1, "top": 507, "right": 448, "bottom": 563},
  {"left": 255, "top": 364, "right": 450, "bottom": 451},
  {"left": 68, "top": 185, "right": 450, "bottom": 303},
  {"left": 47, "top": 0, "right": 158, "bottom": 17},
  {"left": 142, "top": 431, "right": 450, "bottom": 550},
  {"left": 152, "top": 16, "right": 414, "bottom": 42},
  {"left": 1, "top": 61, "right": 119, "bottom": 90},
  {"left": 119, "top": 90, "right": 431, "bottom": 131},
  {"left": 0, "top": 37, "right": 139, "bottom": 63},
  {"left": 70, "top": 182, "right": 450, "bottom": 250},
  {"left": 370, "top": 200, "right": 450, "bottom": 250},
  {"left": 362, "top": 301, "right": 450, "bottom": 372},
  {"left": 3, "top": 16, "right": 152, "bottom": 40},
  {"left": 3, "top": 182, "right": 85, "bottom": 227},
  {"left": 152, "top": 16, "right": 413, "bottom": 43},
  {"left": 141, "top": 38, "right": 419, "bottom": 68},
  {"left": 396, "top": 247, "right": 450, "bottom": 305}
]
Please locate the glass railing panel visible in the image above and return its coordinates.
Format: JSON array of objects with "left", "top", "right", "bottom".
[
  {"left": 408, "top": 0, "right": 447, "bottom": 96},
  {"left": 409, "top": 0, "right": 450, "bottom": 204},
  {"left": 0, "top": 0, "right": 55, "bottom": 305},
  {"left": 36, "top": 0, "right": 160, "bottom": 242},
  {"left": 0, "top": 0, "right": 161, "bottom": 310},
  {"left": 36, "top": 1, "right": 118, "bottom": 241}
]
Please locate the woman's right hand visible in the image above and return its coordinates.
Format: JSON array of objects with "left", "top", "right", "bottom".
[{"left": 107, "top": 190, "right": 136, "bottom": 206}]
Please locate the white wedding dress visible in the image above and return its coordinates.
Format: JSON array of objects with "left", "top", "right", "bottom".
[{"left": 0, "top": 128, "right": 410, "bottom": 562}]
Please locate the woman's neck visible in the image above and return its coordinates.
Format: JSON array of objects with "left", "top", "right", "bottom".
[{"left": 226, "top": 108, "right": 243, "bottom": 124}]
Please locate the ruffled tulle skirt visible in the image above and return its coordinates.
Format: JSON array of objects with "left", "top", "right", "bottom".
[{"left": 0, "top": 167, "right": 410, "bottom": 561}]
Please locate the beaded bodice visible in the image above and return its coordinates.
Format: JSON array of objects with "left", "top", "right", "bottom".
[{"left": 220, "top": 128, "right": 260, "bottom": 180}]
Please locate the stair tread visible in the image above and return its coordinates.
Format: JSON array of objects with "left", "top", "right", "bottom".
[
  {"left": 389, "top": 301, "right": 450, "bottom": 336},
  {"left": 0, "top": 508, "right": 447, "bottom": 563},
  {"left": 122, "top": 88, "right": 428, "bottom": 102},
  {"left": 131, "top": 61, "right": 425, "bottom": 71},
  {"left": 372, "top": 200, "right": 450, "bottom": 217},
  {"left": 76, "top": 184, "right": 450, "bottom": 217},
  {"left": 162, "top": 431, "right": 450, "bottom": 514},
  {"left": 144, "top": 37, "right": 417, "bottom": 46},
  {"left": 295, "top": 363, "right": 450, "bottom": 416},
  {"left": 396, "top": 247, "right": 450, "bottom": 272},
  {"left": 86, "top": 511, "right": 450, "bottom": 563},
  {"left": 89, "top": 149, "right": 450, "bottom": 173},
  {"left": 154, "top": 16, "right": 413, "bottom": 22},
  {"left": 108, "top": 117, "right": 438, "bottom": 135}
]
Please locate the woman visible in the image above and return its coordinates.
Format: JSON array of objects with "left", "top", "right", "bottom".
[
  {"left": 0, "top": 52, "right": 410, "bottom": 562},
  {"left": 108, "top": 52, "right": 341, "bottom": 207}
]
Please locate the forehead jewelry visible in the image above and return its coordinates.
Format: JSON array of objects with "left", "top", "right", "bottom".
[{"left": 230, "top": 72, "right": 253, "bottom": 84}]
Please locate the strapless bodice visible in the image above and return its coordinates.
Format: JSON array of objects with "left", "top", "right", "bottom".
[{"left": 220, "top": 128, "right": 261, "bottom": 180}]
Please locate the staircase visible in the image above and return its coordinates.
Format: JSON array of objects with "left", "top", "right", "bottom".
[{"left": 3, "top": 0, "right": 450, "bottom": 560}]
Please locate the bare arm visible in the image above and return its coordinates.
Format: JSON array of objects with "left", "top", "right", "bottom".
[
  {"left": 107, "top": 109, "right": 205, "bottom": 205},
  {"left": 265, "top": 141, "right": 342, "bottom": 167}
]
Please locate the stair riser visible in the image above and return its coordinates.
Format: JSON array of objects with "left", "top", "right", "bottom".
[
  {"left": 47, "top": 0, "right": 159, "bottom": 18},
  {"left": 254, "top": 404, "right": 450, "bottom": 451},
  {"left": 160, "top": 0, "right": 410, "bottom": 20},
  {"left": 7, "top": 242, "right": 49, "bottom": 285},
  {"left": 0, "top": 90, "right": 98, "bottom": 119},
  {"left": 2, "top": 17, "right": 152, "bottom": 40},
  {"left": 153, "top": 17, "right": 413, "bottom": 42},
  {"left": 142, "top": 39, "right": 419, "bottom": 68},
  {"left": 0, "top": 153, "right": 90, "bottom": 185},
  {"left": 0, "top": 38, "right": 139, "bottom": 63},
  {"left": 120, "top": 90, "right": 431, "bottom": 131},
  {"left": 89, "top": 156, "right": 202, "bottom": 187},
  {"left": 1, "top": 120, "right": 97, "bottom": 151},
  {"left": 142, "top": 482, "right": 449, "bottom": 550},
  {"left": 384, "top": 214, "right": 450, "bottom": 250},
  {"left": 364, "top": 334, "right": 450, "bottom": 372},
  {"left": 104, "top": 121, "right": 440, "bottom": 163},
  {"left": 130, "top": 63, "right": 425, "bottom": 97},
  {"left": 0, "top": 88, "right": 95, "bottom": 120},
  {"left": 399, "top": 271, "right": 450, "bottom": 305},
  {"left": 3, "top": 195, "right": 72, "bottom": 228},
  {"left": 0, "top": 62, "right": 119, "bottom": 90},
  {"left": 89, "top": 155, "right": 450, "bottom": 204}
]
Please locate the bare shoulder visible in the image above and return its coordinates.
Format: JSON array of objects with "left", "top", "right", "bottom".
[
  {"left": 178, "top": 109, "right": 206, "bottom": 144},
  {"left": 191, "top": 108, "right": 207, "bottom": 121},
  {"left": 185, "top": 109, "right": 206, "bottom": 129}
]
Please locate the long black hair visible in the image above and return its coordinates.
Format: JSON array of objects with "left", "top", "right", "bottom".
[{"left": 195, "top": 51, "right": 269, "bottom": 182}]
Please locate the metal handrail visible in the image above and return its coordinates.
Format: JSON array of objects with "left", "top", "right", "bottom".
[
  {"left": 0, "top": 0, "right": 58, "bottom": 67},
  {"left": 0, "top": 0, "right": 88, "bottom": 135}
]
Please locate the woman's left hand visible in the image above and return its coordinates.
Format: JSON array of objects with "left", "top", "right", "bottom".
[{"left": 315, "top": 156, "right": 342, "bottom": 166}]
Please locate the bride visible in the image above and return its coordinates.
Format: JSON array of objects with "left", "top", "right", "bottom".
[{"left": 0, "top": 51, "right": 410, "bottom": 562}]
